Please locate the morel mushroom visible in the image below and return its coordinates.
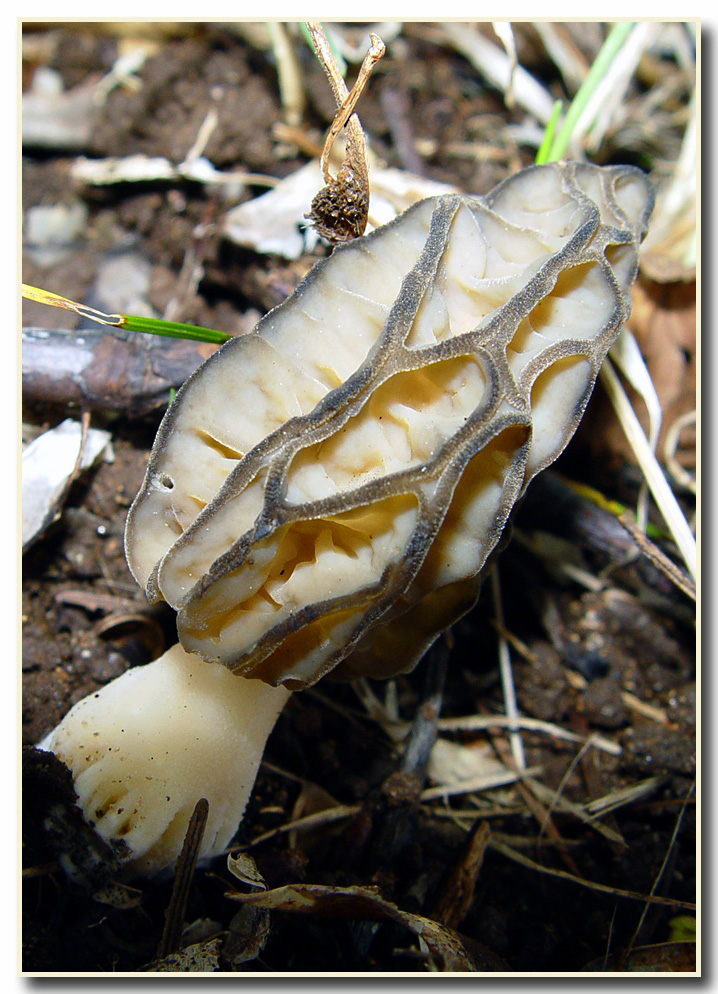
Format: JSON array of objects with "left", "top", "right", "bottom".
[
  {"left": 40, "top": 161, "right": 653, "bottom": 873},
  {"left": 127, "top": 161, "right": 653, "bottom": 686}
]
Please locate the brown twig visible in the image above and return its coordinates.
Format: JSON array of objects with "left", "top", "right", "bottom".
[
  {"left": 489, "top": 836, "right": 696, "bottom": 910},
  {"left": 154, "top": 797, "right": 210, "bottom": 961},
  {"left": 618, "top": 511, "right": 696, "bottom": 601}
]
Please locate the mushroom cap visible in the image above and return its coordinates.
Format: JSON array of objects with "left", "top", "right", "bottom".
[{"left": 125, "top": 162, "right": 653, "bottom": 689}]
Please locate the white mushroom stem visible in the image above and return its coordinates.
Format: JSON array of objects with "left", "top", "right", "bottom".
[{"left": 38, "top": 643, "right": 290, "bottom": 875}]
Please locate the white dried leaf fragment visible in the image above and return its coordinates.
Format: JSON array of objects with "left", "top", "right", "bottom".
[{"left": 126, "top": 162, "right": 653, "bottom": 689}]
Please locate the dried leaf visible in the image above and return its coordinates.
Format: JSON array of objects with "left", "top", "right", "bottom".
[
  {"left": 431, "top": 821, "right": 491, "bottom": 929},
  {"left": 223, "top": 905, "right": 271, "bottom": 968},
  {"left": 92, "top": 880, "right": 143, "bottom": 909},
  {"left": 223, "top": 161, "right": 323, "bottom": 259},
  {"left": 427, "top": 738, "right": 506, "bottom": 788},
  {"left": 641, "top": 97, "right": 696, "bottom": 282},
  {"left": 586, "top": 276, "right": 696, "bottom": 473},
  {"left": 227, "top": 851, "right": 267, "bottom": 891},
  {"left": 147, "top": 936, "right": 223, "bottom": 972},
  {"left": 226, "top": 881, "right": 480, "bottom": 971}
]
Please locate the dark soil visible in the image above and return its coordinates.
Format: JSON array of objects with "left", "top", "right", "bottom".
[{"left": 21, "top": 22, "right": 696, "bottom": 974}]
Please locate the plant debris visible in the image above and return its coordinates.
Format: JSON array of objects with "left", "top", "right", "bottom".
[{"left": 22, "top": 417, "right": 113, "bottom": 550}]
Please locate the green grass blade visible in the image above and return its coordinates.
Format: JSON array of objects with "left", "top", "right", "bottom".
[
  {"left": 542, "top": 21, "right": 635, "bottom": 163},
  {"left": 23, "top": 283, "right": 232, "bottom": 345},
  {"left": 535, "top": 100, "right": 563, "bottom": 165},
  {"left": 120, "top": 314, "right": 231, "bottom": 345}
]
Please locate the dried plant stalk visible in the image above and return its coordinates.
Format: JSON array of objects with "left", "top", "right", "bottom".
[{"left": 305, "top": 23, "right": 385, "bottom": 243}]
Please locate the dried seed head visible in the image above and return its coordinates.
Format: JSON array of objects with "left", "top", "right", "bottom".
[
  {"left": 304, "top": 24, "right": 383, "bottom": 244},
  {"left": 307, "top": 166, "right": 370, "bottom": 243}
]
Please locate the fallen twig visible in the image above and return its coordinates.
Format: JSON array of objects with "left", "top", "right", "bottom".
[
  {"left": 489, "top": 837, "right": 696, "bottom": 911},
  {"left": 618, "top": 510, "right": 696, "bottom": 601},
  {"left": 154, "top": 798, "right": 210, "bottom": 961}
]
